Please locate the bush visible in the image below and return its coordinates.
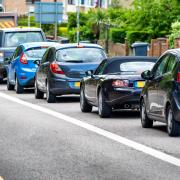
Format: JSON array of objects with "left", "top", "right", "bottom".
[
  {"left": 110, "top": 28, "right": 126, "bottom": 43},
  {"left": 126, "top": 31, "right": 152, "bottom": 45},
  {"left": 169, "top": 21, "right": 180, "bottom": 48}
]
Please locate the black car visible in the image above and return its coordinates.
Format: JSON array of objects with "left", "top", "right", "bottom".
[
  {"left": 80, "top": 56, "right": 157, "bottom": 118},
  {"left": 34, "top": 43, "right": 106, "bottom": 103},
  {"left": 140, "top": 49, "right": 180, "bottom": 136}
]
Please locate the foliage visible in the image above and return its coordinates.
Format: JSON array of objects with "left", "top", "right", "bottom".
[
  {"left": 169, "top": 21, "right": 180, "bottom": 48},
  {"left": 110, "top": 28, "right": 126, "bottom": 43},
  {"left": 126, "top": 31, "right": 152, "bottom": 45}
]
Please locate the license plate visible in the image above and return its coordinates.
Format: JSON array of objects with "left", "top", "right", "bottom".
[
  {"left": 74, "top": 82, "right": 80, "bottom": 87},
  {"left": 134, "top": 81, "right": 145, "bottom": 88}
]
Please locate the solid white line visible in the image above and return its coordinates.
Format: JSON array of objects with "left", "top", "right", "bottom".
[{"left": 1, "top": 92, "right": 180, "bottom": 167}]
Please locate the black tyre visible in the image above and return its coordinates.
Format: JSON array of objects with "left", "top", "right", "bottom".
[
  {"left": 80, "top": 86, "right": 92, "bottom": 112},
  {"left": 7, "top": 78, "right": 14, "bottom": 90},
  {"left": 166, "top": 106, "right": 180, "bottom": 137},
  {"left": 35, "top": 80, "right": 44, "bottom": 99},
  {"left": 15, "top": 76, "right": 23, "bottom": 94},
  {"left": 98, "top": 89, "right": 112, "bottom": 118},
  {"left": 46, "top": 81, "right": 56, "bottom": 103},
  {"left": 140, "top": 99, "right": 153, "bottom": 128}
]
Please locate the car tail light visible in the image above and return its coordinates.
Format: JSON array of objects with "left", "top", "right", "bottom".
[
  {"left": 50, "top": 63, "right": 65, "bottom": 75},
  {"left": 112, "top": 80, "right": 129, "bottom": 87},
  {"left": 177, "top": 72, "right": 180, "bottom": 83},
  {"left": 20, "top": 53, "right": 28, "bottom": 64}
]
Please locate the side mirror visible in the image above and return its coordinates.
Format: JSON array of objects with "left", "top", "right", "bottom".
[
  {"left": 141, "top": 70, "right": 153, "bottom": 80},
  {"left": 34, "top": 60, "right": 41, "bottom": 66},
  {"left": 4, "top": 57, "right": 12, "bottom": 64},
  {"left": 85, "top": 70, "right": 94, "bottom": 77}
]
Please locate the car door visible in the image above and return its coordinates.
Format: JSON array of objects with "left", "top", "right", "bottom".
[
  {"left": 8, "top": 46, "right": 23, "bottom": 84},
  {"left": 156, "top": 54, "right": 177, "bottom": 120},
  {"left": 37, "top": 49, "right": 49, "bottom": 90},
  {"left": 84, "top": 60, "right": 107, "bottom": 103},
  {"left": 147, "top": 54, "right": 169, "bottom": 118}
]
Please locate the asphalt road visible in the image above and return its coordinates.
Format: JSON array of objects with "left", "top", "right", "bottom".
[{"left": 0, "top": 84, "right": 180, "bottom": 180}]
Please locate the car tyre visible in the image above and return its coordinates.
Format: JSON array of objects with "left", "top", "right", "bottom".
[
  {"left": 98, "top": 89, "right": 112, "bottom": 118},
  {"left": 35, "top": 80, "right": 44, "bottom": 99},
  {"left": 80, "top": 86, "right": 92, "bottom": 112},
  {"left": 46, "top": 81, "right": 56, "bottom": 103},
  {"left": 166, "top": 106, "right": 180, "bottom": 137},
  {"left": 15, "top": 76, "right": 23, "bottom": 94},
  {"left": 7, "top": 78, "right": 14, "bottom": 90},
  {"left": 140, "top": 99, "right": 153, "bottom": 128}
]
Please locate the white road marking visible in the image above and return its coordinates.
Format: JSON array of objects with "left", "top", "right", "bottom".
[{"left": 1, "top": 92, "right": 180, "bottom": 167}]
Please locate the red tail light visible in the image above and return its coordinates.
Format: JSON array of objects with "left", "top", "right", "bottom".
[
  {"left": 177, "top": 72, "right": 180, "bottom": 83},
  {"left": 20, "top": 53, "right": 28, "bottom": 64},
  {"left": 112, "top": 80, "right": 129, "bottom": 87},
  {"left": 50, "top": 63, "right": 65, "bottom": 75}
]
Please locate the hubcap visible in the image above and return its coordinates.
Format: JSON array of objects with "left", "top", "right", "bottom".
[
  {"left": 167, "top": 109, "right": 173, "bottom": 133},
  {"left": 80, "top": 89, "right": 84, "bottom": 109},
  {"left": 47, "top": 83, "right": 49, "bottom": 99},
  {"left": 98, "top": 93, "right": 102, "bottom": 115},
  {"left": 15, "top": 77, "right": 17, "bottom": 91},
  {"left": 141, "top": 103, "right": 145, "bottom": 122}
]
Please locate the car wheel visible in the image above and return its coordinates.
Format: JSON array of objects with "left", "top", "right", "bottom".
[
  {"left": 46, "top": 81, "right": 56, "bottom": 103},
  {"left": 166, "top": 106, "right": 180, "bottom": 137},
  {"left": 35, "top": 80, "right": 44, "bottom": 99},
  {"left": 140, "top": 99, "right": 153, "bottom": 128},
  {"left": 15, "top": 76, "right": 23, "bottom": 94},
  {"left": 7, "top": 78, "right": 14, "bottom": 90},
  {"left": 80, "top": 86, "right": 92, "bottom": 112},
  {"left": 98, "top": 89, "right": 112, "bottom": 118}
]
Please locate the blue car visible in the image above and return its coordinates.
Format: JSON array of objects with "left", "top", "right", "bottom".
[
  {"left": 7, "top": 42, "right": 59, "bottom": 94},
  {"left": 34, "top": 43, "right": 107, "bottom": 103}
]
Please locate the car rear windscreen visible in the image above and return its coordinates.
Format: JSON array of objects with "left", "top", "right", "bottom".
[
  {"left": 56, "top": 48, "right": 106, "bottom": 63},
  {"left": 4, "top": 32, "right": 44, "bottom": 47},
  {"left": 120, "top": 62, "right": 155, "bottom": 72},
  {"left": 25, "top": 47, "right": 48, "bottom": 59}
]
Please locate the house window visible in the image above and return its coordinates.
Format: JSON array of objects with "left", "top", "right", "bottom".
[
  {"left": 68, "top": 0, "right": 75, "bottom": 5},
  {"left": 26, "top": 0, "right": 41, "bottom": 4}
]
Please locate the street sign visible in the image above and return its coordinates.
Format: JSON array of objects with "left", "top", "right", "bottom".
[{"left": 35, "top": 2, "right": 63, "bottom": 24}]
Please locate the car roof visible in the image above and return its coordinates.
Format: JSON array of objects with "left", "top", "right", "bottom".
[
  {"left": 162, "top": 48, "right": 180, "bottom": 58},
  {"left": 20, "top": 42, "right": 60, "bottom": 50},
  {"left": 108, "top": 56, "right": 157, "bottom": 63},
  {"left": 0, "top": 27, "right": 43, "bottom": 32},
  {"left": 52, "top": 43, "right": 103, "bottom": 50}
]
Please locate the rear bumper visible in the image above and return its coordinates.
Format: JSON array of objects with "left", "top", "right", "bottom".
[
  {"left": 49, "top": 77, "right": 81, "bottom": 95},
  {"left": 105, "top": 87, "right": 142, "bottom": 109}
]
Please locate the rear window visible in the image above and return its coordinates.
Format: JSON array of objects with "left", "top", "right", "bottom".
[
  {"left": 25, "top": 47, "right": 48, "bottom": 59},
  {"left": 4, "top": 32, "right": 44, "bottom": 47},
  {"left": 120, "top": 61, "right": 155, "bottom": 73},
  {"left": 56, "top": 48, "right": 106, "bottom": 63}
]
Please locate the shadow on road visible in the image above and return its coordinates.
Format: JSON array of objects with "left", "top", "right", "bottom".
[{"left": 56, "top": 96, "right": 80, "bottom": 103}]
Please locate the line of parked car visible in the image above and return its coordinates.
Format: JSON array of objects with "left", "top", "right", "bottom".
[{"left": 0, "top": 28, "right": 180, "bottom": 137}]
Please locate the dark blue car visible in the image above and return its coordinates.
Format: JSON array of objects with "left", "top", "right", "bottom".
[
  {"left": 7, "top": 42, "right": 59, "bottom": 93},
  {"left": 34, "top": 43, "right": 106, "bottom": 103}
]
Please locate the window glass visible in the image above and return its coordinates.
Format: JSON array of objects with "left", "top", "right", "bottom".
[
  {"left": 154, "top": 55, "right": 169, "bottom": 77},
  {"left": 12, "top": 46, "right": 23, "bottom": 59},
  {"left": 56, "top": 48, "right": 106, "bottom": 63},
  {"left": 4, "top": 32, "right": 43, "bottom": 47},
  {"left": 41, "top": 49, "right": 49, "bottom": 63},
  {"left": 0, "top": 31, "right": 2, "bottom": 46},
  {"left": 25, "top": 47, "right": 48, "bottom": 59},
  {"left": 165, "top": 55, "right": 177, "bottom": 73},
  {"left": 94, "top": 60, "right": 107, "bottom": 75}
]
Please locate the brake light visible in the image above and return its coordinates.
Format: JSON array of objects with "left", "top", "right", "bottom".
[
  {"left": 177, "top": 72, "right": 180, "bottom": 83},
  {"left": 20, "top": 53, "right": 28, "bottom": 64},
  {"left": 50, "top": 63, "right": 65, "bottom": 75},
  {"left": 112, "top": 80, "right": 129, "bottom": 87}
]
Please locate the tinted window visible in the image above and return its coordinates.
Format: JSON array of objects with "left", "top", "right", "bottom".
[
  {"left": 41, "top": 49, "right": 49, "bottom": 63},
  {"left": 94, "top": 60, "right": 107, "bottom": 75},
  {"left": 25, "top": 47, "right": 48, "bottom": 59},
  {"left": 56, "top": 48, "right": 106, "bottom": 63},
  {"left": 12, "top": 46, "right": 23, "bottom": 59},
  {"left": 165, "top": 55, "right": 177, "bottom": 73},
  {"left": 4, "top": 32, "right": 43, "bottom": 47},
  {"left": 154, "top": 55, "right": 169, "bottom": 77}
]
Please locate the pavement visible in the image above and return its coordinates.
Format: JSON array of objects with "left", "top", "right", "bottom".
[{"left": 0, "top": 84, "right": 180, "bottom": 180}]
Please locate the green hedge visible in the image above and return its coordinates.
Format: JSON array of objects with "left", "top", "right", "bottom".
[
  {"left": 110, "top": 28, "right": 126, "bottom": 43},
  {"left": 126, "top": 31, "right": 152, "bottom": 45}
]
